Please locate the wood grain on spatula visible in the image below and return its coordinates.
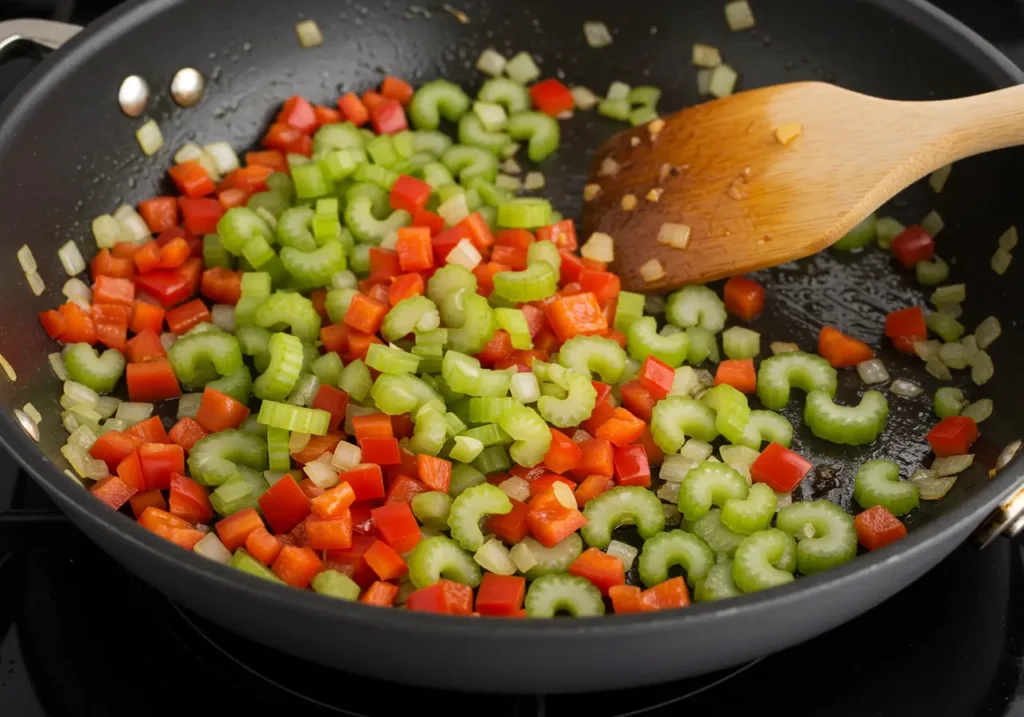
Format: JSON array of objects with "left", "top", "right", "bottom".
[{"left": 582, "top": 81, "right": 1024, "bottom": 293}]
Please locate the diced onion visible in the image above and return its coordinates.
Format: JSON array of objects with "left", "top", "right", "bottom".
[
  {"left": 696, "top": 69, "right": 713, "bottom": 96},
  {"left": 48, "top": 352, "right": 67, "bottom": 380},
  {"left": 996, "top": 440, "right": 1022, "bottom": 474},
  {"left": 304, "top": 461, "right": 339, "bottom": 489},
  {"left": 975, "top": 316, "right": 1001, "bottom": 349},
  {"left": 969, "top": 350, "right": 994, "bottom": 386},
  {"left": 725, "top": 0, "right": 756, "bottom": 31},
  {"left": 639, "top": 259, "right": 666, "bottom": 283},
  {"left": 657, "top": 481, "right": 681, "bottom": 503},
  {"left": 680, "top": 438, "right": 713, "bottom": 461},
  {"left": 770, "top": 341, "right": 799, "bottom": 355},
  {"left": 708, "top": 64, "right": 738, "bottom": 98},
  {"left": 211, "top": 304, "right": 236, "bottom": 333},
  {"left": 620, "top": 194, "right": 638, "bottom": 211},
  {"left": 523, "top": 171, "right": 545, "bottom": 191},
  {"left": 474, "top": 538, "right": 517, "bottom": 576},
  {"left": 910, "top": 468, "right": 957, "bottom": 501},
  {"left": 583, "top": 21, "right": 613, "bottom": 48},
  {"left": 502, "top": 142, "right": 521, "bottom": 159},
  {"left": 26, "top": 271, "right": 45, "bottom": 296},
  {"left": 23, "top": 403, "right": 42, "bottom": 425},
  {"left": 937, "top": 302, "right": 962, "bottom": 319},
  {"left": 160, "top": 332, "right": 178, "bottom": 350},
  {"left": 605, "top": 540, "right": 638, "bottom": 570},
  {"left": 598, "top": 156, "right": 620, "bottom": 178},
  {"left": 91, "top": 214, "right": 120, "bottom": 249},
  {"left": 67, "top": 425, "right": 97, "bottom": 452},
  {"left": 929, "top": 163, "right": 952, "bottom": 193},
  {"left": 660, "top": 455, "right": 698, "bottom": 482},
  {"left": 475, "top": 48, "right": 507, "bottom": 76},
  {"left": 135, "top": 119, "right": 164, "bottom": 156},
  {"left": 581, "top": 232, "right": 615, "bottom": 262},
  {"left": 938, "top": 342, "right": 967, "bottom": 370},
  {"left": 289, "top": 431, "right": 312, "bottom": 453},
  {"left": 998, "top": 226, "right": 1018, "bottom": 252},
  {"left": 64, "top": 379, "right": 98, "bottom": 406},
  {"left": 694, "top": 368, "right": 715, "bottom": 387},
  {"left": 510, "top": 371, "right": 540, "bottom": 403},
  {"left": 606, "top": 81, "right": 631, "bottom": 101},
  {"left": 499, "top": 476, "right": 531, "bottom": 502},
  {"left": 582, "top": 185, "right": 602, "bottom": 206},
  {"left": 960, "top": 335, "right": 979, "bottom": 363},
  {"left": 296, "top": 19, "right": 323, "bottom": 47},
  {"left": 692, "top": 43, "right": 722, "bottom": 68},
  {"left": 961, "top": 399, "right": 993, "bottom": 423},
  {"left": 438, "top": 193, "right": 470, "bottom": 227},
  {"left": 721, "top": 445, "right": 760, "bottom": 470},
  {"left": 176, "top": 393, "right": 202, "bottom": 419},
  {"left": 921, "top": 210, "right": 944, "bottom": 238},
  {"left": 445, "top": 238, "right": 482, "bottom": 269},
  {"left": 657, "top": 222, "right": 691, "bottom": 250},
  {"left": 671, "top": 366, "right": 699, "bottom": 397},
  {"left": 332, "top": 440, "right": 361, "bottom": 471},
  {"left": 992, "top": 248, "right": 1013, "bottom": 276},
  {"left": 114, "top": 205, "right": 151, "bottom": 243},
  {"left": 509, "top": 542, "right": 538, "bottom": 573},
  {"left": 473, "top": 101, "right": 507, "bottom": 131},
  {"left": 571, "top": 86, "right": 599, "bottom": 111},
  {"left": 174, "top": 142, "right": 204, "bottom": 165},
  {"left": 58, "top": 241, "right": 87, "bottom": 276},
  {"left": 775, "top": 123, "right": 803, "bottom": 146},
  {"left": 925, "top": 357, "right": 952, "bottom": 381},
  {"left": 501, "top": 159, "right": 522, "bottom": 175},
  {"left": 117, "top": 401, "right": 154, "bottom": 423},
  {"left": 204, "top": 141, "right": 240, "bottom": 174},
  {"left": 495, "top": 174, "right": 522, "bottom": 191},
  {"left": 17, "top": 244, "right": 36, "bottom": 273},
  {"left": 62, "top": 278, "right": 92, "bottom": 309},
  {"left": 889, "top": 378, "right": 923, "bottom": 398},
  {"left": 94, "top": 396, "right": 121, "bottom": 419},
  {"left": 194, "top": 533, "right": 233, "bottom": 564},
  {"left": 553, "top": 481, "right": 576, "bottom": 510},
  {"left": 775, "top": 491, "right": 793, "bottom": 512},
  {"left": 663, "top": 504, "right": 682, "bottom": 526},
  {"left": 913, "top": 340, "right": 940, "bottom": 361},
  {"left": 932, "top": 454, "right": 974, "bottom": 476},
  {"left": 505, "top": 52, "right": 541, "bottom": 85}
]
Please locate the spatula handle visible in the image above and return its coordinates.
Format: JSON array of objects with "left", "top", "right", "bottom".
[{"left": 914, "top": 84, "right": 1024, "bottom": 162}]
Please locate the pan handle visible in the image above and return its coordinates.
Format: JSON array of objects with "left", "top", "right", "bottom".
[{"left": 0, "top": 19, "right": 82, "bottom": 55}]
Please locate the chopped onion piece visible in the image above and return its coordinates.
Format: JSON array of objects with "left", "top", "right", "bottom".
[
  {"left": 775, "top": 123, "right": 803, "bottom": 146},
  {"left": 26, "top": 271, "right": 45, "bottom": 296},
  {"left": 720, "top": 444, "right": 759, "bottom": 469},
  {"left": 663, "top": 504, "right": 682, "bottom": 526},
  {"left": 48, "top": 352, "right": 67, "bottom": 380},
  {"left": 960, "top": 335, "right": 979, "bottom": 363},
  {"left": 680, "top": 438, "right": 713, "bottom": 462},
  {"left": 58, "top": 241, "right": 87, "bottom": 276},
  {"left": 501, "top": 158, "right": 522, "bottom": 175},
  {"left": 114, "top": 205, "right": 151, "bottom": 243},
  {"left": 929, "top": 163, "right": 952, "bottom": 193},
  {"left": 913, "top": 339, "right": 940, "bottom": 361},
  {"left": 332, "top": 440, "right": 361, "bottom": 471},
  {"left": 437, "top": 193, "right": 470, "bottom": 227},
  {"left": 203, "top": 141, "right": 240, "bottom": 174},
  {"left": 116, "top": 401, "right": 154, "bottom": 423},
  {"left": 176, "top": 393, "right": 202, "bottom": 419},
  {"left": 910, "top": 468, "right": 957, "bottom": 501},
  {"left": 509, "top": 542, "right": 538, "bottom": 573},
  {"left": 64, "top": 379, "right": 98, "bottom": 406},
  {"left": 975, "top": 316, "right": 1001, "bottom": 349},
  {"left": 696, "top": 69, "right": 713, "bottom": 96},
  {"left": 992, "top": 248, "right": 1012, "bottom": 276},
  {"left": 660, "top": 455, "right": 698, "bottom": 482},
  {"left": 91, "top": 214, "right": 120, "bottom": 249},
  {"left": 671, "top": 366, "right": 699, "bottom": 397},
  {"left": 17, "top": 244, "right": 36, "bottom": 273},
  {"left": 621, "top": 194, "right": 638, "bottom": 211},
  {"left": 474, "top": 538, "right": 517, "bottom": 576},
  {"left": 495, "top": 173, "right": 521, "bottom": 192},
  {"left": 606, "top": 81, "right": 631, "bottom": 101},
  {"left": 505, "top": 52, "right": 540, "bottom": 85},
  {"left": 775, "top": 491, "right": 793, "bottom": 512},
  {"left": 937, "top": 302, "right": 962, "bottom": 319},
  {"left": 639, "top": 259, "right": 665, "bottom": 283},
  {"left": 23, "top": 403, "right": 42, "bottom": 425},
  {"left": 999, "top": 226, "right": 1018, "bottom": 252},
  {"left": 160, "top": 332, "right": 178, "bottom": 350},
  {"left": 295, "top": 19, "right": 323, "bottom": 48},
  {"left": 889, "top": 378, "right": 923, "bottom": 398},
  {"left": 657, "top": 481, "right": 681, "bottom": 503},
  {"left": 523, "top": 171, "right": 545, "bottom": 191},
  {"left": 571, "top": 86, "right": 599, "bottom": 111},
  {"left": 304, "top": 461, "right": 339, "bottom": 489},
  {"left": 605, "top": 540, "right": 638, "bottom": 570},
  {"left": 581, "top": 232, "right": 614, "bottom": 262},
  {"left": 135, "top": 119, "right": 164, "bottom": 156},
  {"left": 499, "top": 476, "right": 531, "bottom": 503},
  {"left": 510, "top": 371, "right": 540, "bottom": 404},
  {"left": 961, "top": 398, "right": 993, "bottom": 424},
  {"left": 598, "top": 156, "right": 620, "bottom": 178},
  {"left": 445, "top": 238, "right": 482, "bottom": 270},
  {"left": 725, "top": 0, "right": 756, "bottom": 30},
  {"left": 692, "top": 43, "right": 722, "bottom": 68},
  {"left": 473, "top": 101, "right": 507, "bottom": 131},
  {"left": 938, "top": 342, "right": 967, "bottom": 370},
  {"left": 932, "top": 454, "right": 973, "bottom": 476},
  {"left": 931, "top": 284, "right": 965, "bottom": 305},
  {"left": 583, "top": 183, "right": 602, "bottom": 202},
  {"left": 62, "top": 278, "right": 92, "bottom": 309},
  {"left": 194, "top": 533, "right": 233, "bottom": 564},
  {"left": 475, "top": 48, "right": 507, "bottom": 76},
  {"left": 502, "top": 142, "right": 521, "bottom": 159},
  {"left": 657, "top": 222, "right": 691, "bottom": 250},
  {"left": 211, "top": 304, "right": 236, "bottom": 333},
  {"left": 996, "top": 440, "right": 1022, "bottom": 474},
  {"left": 925, "top": 357, "right": 952, "bottom": 381},
  {"left": 921, "top": 210, "right": 944, "bottom": 238},
  {"left": 969, "top": 350, "right": 994, "bottom": 386},
  {"left": 174, "top": 142, "right": 204, "bottom": 165},
  {"left": 289, "top": 431, "right": 312, "bottom": 453},
  {"left": 708, "top": 64, "right": 738, "bottom": 98},
  {"left": 770, "top": 341, "right": 800, "bottom": 355},
  {"left": 583, "top": 21, "right": 613, "bottom": 48},
  {"left": 553, "top": 482, "right": 576, "bottom": 510}
]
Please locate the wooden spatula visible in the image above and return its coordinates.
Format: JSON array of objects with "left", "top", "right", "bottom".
[{"left": 580, "top": 81, "right": 1024, "bottom": 293}]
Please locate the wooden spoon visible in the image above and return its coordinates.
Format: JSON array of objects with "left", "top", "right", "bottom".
[{"left": 581, "top": 81, "right": 1024, "bottom": 293}]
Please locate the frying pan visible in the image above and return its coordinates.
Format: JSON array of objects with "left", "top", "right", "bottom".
[{"left": 0, "top": 0, "right": 1022, "bottom": 695}]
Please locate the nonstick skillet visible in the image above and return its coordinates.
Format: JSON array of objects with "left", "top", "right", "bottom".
[{"left": 0, "top": 0, "right": 1023, "bottom": 694}]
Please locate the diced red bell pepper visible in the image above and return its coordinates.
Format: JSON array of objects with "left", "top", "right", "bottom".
[
  {"left": 544, "top": 292, "right": 608, "bottom": 342},
  {"left": 751, "top": 442, "right": 812, "bottom": 492},
  {"left": 363, "top": 539, "right": 408, "bottom": 581},
  {"left": 371, "top": 100, "right": 408, "bottom": 135},
  {"left": 337, "top": 92, "right": 369, "bottom": 126},
  {"left": 475, "top": 573, "right": 527, "bottom": 616},
  {"left": 272, "top": 545, "right": 323, "bottom": 588},
  {"left": 134, "top": 257, "right": 203, "bottom": 308},
  {"left": 58, "top": 302, "right": 96, "bottom": 344},
  {"left": 90, "top": 474, "right": 137, "bottom": 510},
  {"left": 380, "top": 75, "right": 415, "bottom": 105},
  {"left": 558, "top": 250, "right": 586, "bottom": 284},
  {"left": 528, "top": 474, "right": 577, "bottom": 497},
  {"left": 385, "top": 474, "right": 428, "bottom": 505},
  {"left": 168, "top": 473, "right": 213, "bottom": 524},
  {"left": 359, "top": 580, "right": 400, "bottom": 607},
  {"left": 129, "top": 490, "right": 167, "bottom": 519},
  {"left": 723, "top": 276, "right": 765, "bottom": 321},
  {"left": 359, "top": 436, "right": 401, "bottom": 465},
  {"left": 926, "top": 416, "right": 979, "bottom": 457},
  {"left": 612, "top": 443, "right": 651, "bottom": 487},
  {"left": 93, "top": 275, "right": 135, "bottom": 306},
  {"left": 714, "top": 359, "right": 757, "bottom": 394},
  {"left": 277, "top": 95, "right": 318, "bottom": 134},
  {"left": 457, "top": 212, "right": 495, "bottom": 253},
  {"left": 262, "top": 123, "right": 312, "bottom": 156},
  {"left": 619, "top": 380, "right": 656, "bottom": 423},
  {"left": 475, "top": 330, "right": 513, "bottom": 366},
  {"left": 818, "top": 326, "right": 874, "bottom": 368},
  {"left": 126, "top": 359, "right": 181, "bottom": 402},
  {"left": 390, "top": 175, "right": 433, "bottom": 215},
  {"left": 890, "top": 225, "right": 935, "bottom": 269},
  {"left": 490, "top": 244, "right": 528, "bottom": 271},
  {"left": 115, "top": 449, "right": 145, "bottom": 493},
  {"left": 394, "top": 225, "right": 434, "bottom": 272},
  {"left": 90, "top": 249, "right": 135, "bottom": 280},
  {"left": 89, "top": 430, "right": 143, "bottom": 471},
  {"left": 168, "top": 160, "right": 216, "bottom": 197},
  {"left": 245, "top": 527, "right": 283, "bottom": 566},
  {"left": 543, "top": 428, "right": 583, "bottom": 474},
  {"left": 258, "top": 474, "right": 311, "bottom": 534},
  {"left": 526, "top": 490, "right": 588, "bottom": 547},
  {"left": 578, "top": 268, "right": 620, "bottom": 306},
  {"left": 412, "top": 207, "right": 445, "bottom": 236},
  {"left": 406, "top": 579, "right": 473, "bottom": 615},
  {"left": 568, "top": 547, "right": 626, "bottom": 595},
  {"left": 305, "top": 512, "right": 354, "bottom": 550},
  {"left": 340, "top": 464, "right": 385, "bottom": 501},
  {"left": 855, "top": 505, "right": 908, "bottom": 551},
  {"left": 885, "top": 306, "right": 928, "bottom": 353},
  {"left": 535, "top": 218, "right": 577, "bottom": 251},
  {"left": 344, "top": 293, "right": 388, "bottom": 334},
  {"left": 195, "top": 387, "right": 251, "bottom": 433},
  {"left": 326, "top": 534, "right": 377, "bottom": 587},
  {"left": 371, "top": 501, "right": 422, "bottom": 554},
  {"left": 574, "top": 474, "right": 614, "bottom": 508},
  {"left": 39, "top": 309, "right": 67, "bottom": 340},
  {"left": 138, "top": 197, "right": 179, "bottom": 234},
  {"left": 215, "top": 507, "right": 266, "bottom": 552},
  {"left": 178, "top": 196, "right": 224, "bottom": 235},
  {"left": 571, "top": 438, "right": 615, "bottom": 479},
  {"left": 484, "top": 497, "right": 530, "bottom": 544},
  {"left": 417, "top": 454, "right": 452, "bottom": 493},
  {"left": 641, "top": 576, "right": 691, "bottom": 610},
  {"left": 124, "top": 416, "right": 169, "bottom": 444},
  {"left": 138, "top": 442, "right": 184, "bottom": 491},
  {"left": 638, "top": 355, "right": 674, "bottom": 400},
  {"left": 595, "top": 408, "right": 647, "bottom": 449},
  {"left": 609, "top": 585, "right": 650, "bottom": 614},
  {"left": 165, "top": 298, "right": 211, "bottom": 335},
  {"left": 310, "top": 384, "right": 349, "bottom": 432},
  {"left": 200, "top": 267, "right": 243, "bottom": 306},
  {"left": 388, "top": 273, "right": 425, "bottom": 306},
  {"left": 245, "top": 150, "right": 289, "bottom": 174},
  {"left": 529, "top": 78, "right": 575, "bottom": 117},
  {"left": 309, "top": 481, "right": 357, "bottom": 520},
  {"left": 131, "top": 302, "right": 165, "bottom": 335},
  {"left": 168, "top": 417, "right": 208, "bottom": 454},
  {"left": 352, "top": 413, "right": 394, "bottom": 441}
]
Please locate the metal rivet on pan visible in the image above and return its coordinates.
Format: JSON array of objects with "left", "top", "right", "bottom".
[
  {"left": 118, "top": 75, "right": 149, "bottom": 117},
  {"left": 14, "top": 409, "right": 39, "bottom": 442},
  {"left": 170, "top": 68, "right": 205, "bottom": 108}
]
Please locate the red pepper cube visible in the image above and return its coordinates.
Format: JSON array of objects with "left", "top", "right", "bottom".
[
  {"left": 926, "top": 416, "right": 979, "bottom": 457},
  {"left": 457, "top": 212, "right": 496, "bottom": 253},
  {"left": 272, "top": 545, "right": 323, "bottom": 589},
  {"left": 168, "top": 473, "right": 213, "bottom": 524},
  {"left": 595, "top": 408, "right": 647, "bottom": 448},
  {"left": 570, "top": 438, "right": 615, "bottom": 479},
  {"left": 371, "top": 99, "right": 408, "bottom": 135},
  {"left": 723, "top": 275, "right": 765, "bottom": 321},
  {"left": 619, "top": 380, "right": 657, "bottom": 423},
  {"left": 641, "top": 576, "right": 691, "bottom": 610},
  {"left": 385, "top": 474, "right": 429, "bottom": 505},
  {"left": 406, "top": 582, "right": 461, "bottom": 614},
  {"left": 90, "top": 475, "right": 137, "bottom": 511},
  {"left": 394, "top": 225, "right": 435, "bottom": 272},
  {"left": 344, "top": 293, "right": 389, "bottom": 334},
  {"left": 351, "top": 413, "right": 394, "bottom": 441},
  {"left": 574, "top": 474, "right": 615, "bottom": 508},
  {"left": 543, "top": 428, "right": 583, "bottom": 474},
  {"left": 310, "top": 384, "right": 350, "bottom": 432},
  {"left": 569, "top": 547, "right": 626, "bottom": 595},
  {"left": 390, "top": 175, "right": 433, "bottom": 215},
  {"left": 215, "top": 507, "right": 266, "bottom": 552},
  {"left": 885, "top": 306, "right": 927, "bottom": 354},
  {"left": 194, "top": 387, "right": 250, "bottom": 433},
  {"left": 580, "top": 399, "right": 616, "bottom": 437},
  {"left": 363, "top": 540, "right": 408, "bottom": 581},
  {"left": 613, "top": 444, "right": 651, "bottom": 488},
  {"left": 544, "top": 292, "right": 608, "bottom": 342},
  {"left": 276, "top": 95, "right": 318, "bottom": 134},
  {"left": 138, "top": 442, "right": 184, "bottom": 492},
  {"left": 526, "top": 492, "right": 588, "bottom": 548},
  {"left": 339, "top": 464, "right": 385, "bottom": 502},
  {"left": 529, "top": 79, "right": 575, "bottom": 117},
  {"left": 178, "top": 197, "right": 224, "bottom": 236},
  {"left": 528, "top": 474, "right": 577, "bottom": 498},
  {"left": 638, "top": 355, "right": 675, "bottom": 400},
  {"left": 417, "top": 454, "right": 452, "bottom": 493},
  {"left": 338, "top": 92, "right": 369, "bottom": 126},
  {"left": 257, "top": 474, "right": 312, "bottom": 534},
  {"left": 305, "top": 512, "right": 354, "bottom": 550},
  {"left": 890, "top": 225, "right": 935, "bottom": 269},
  {"left": 535, "top": 219, "right": 577, "bottom": 251},
  {"left": 475, "top": 573, "right": 527, "bottom": 616},
  {"left": 371, "top": 501, "right": 423, "bottom": 554},
  {"left": 359, "top": 436, "right": 401, "bottom": 465},
  {"left": 751, "top": 442, "right": 812, "bottom": 492},
  {"left": 855, "top": 505, "right": 908, "bottom": 551},
  {"left": 714, "top": 359, "right": 757, "bottom": 394},
  {"left": 486, "top": 498, "right": 531, "bottom": 544},
  {"left": 359, "top": 580, "right": 400, "bottom": 607}
]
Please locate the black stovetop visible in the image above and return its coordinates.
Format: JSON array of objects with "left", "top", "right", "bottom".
[{"left": 4, "top": 1, "right": 1024, "bottom": 715}]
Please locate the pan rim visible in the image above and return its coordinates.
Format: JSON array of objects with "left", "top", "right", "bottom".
[{"left": 0, "top": 0, "right": 1021, "bottom": 643}]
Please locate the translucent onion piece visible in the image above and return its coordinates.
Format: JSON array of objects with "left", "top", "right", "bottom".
[
  {"left": 969, "top": 350, "right": 994, "bottom": 386},
  {"left": 296, "top": 19, "right": 323, "bottom": 47},
  {"left": 657, "top": 481, "right": 681, "bottom": 503},
  {"left": 176, "top": 393, "right": 202, "bottom": 419},
  {"left": 910, "top": 468, "right": 957, "bottom": 501},
  {"left": 961, "top": 399, "right": 993, "bottom": 424},
  {"left": 657, "top": 223, "right": 691, "bottom": 250},
  {"left": 135, "top": 119, "right": 164, "bottom": 156},
  {"left": 438, "top": 193, "right": 470, "bottom": 227},
  {"left": 605, "top": 540, "right": 638, "bottom": 570},
  {"left": 553, "top": 482, "right": 576, "bottom": 509},
  {"left": 925, "top": 358, "right": 952, "bottom": 381},
  {"left": 510, "top": 372, "right": 540, "bottom": 404},
  {"left": 64, "top": 379, "right": 98, "bottom": 406},
  {"left": 26, "top": 270, "right": 45, "bottom": 296},
  {"left": 606, "top": 81, "right": 630, "bottom": 101},
  {"left": 509, "top": 542, "right": 538, "bottom": 573},
  {"left": 331, "top": 440, "right": 361, "bottom": 471},
  {"left": 856, "top": 359, "right": 889, "bottom": 384},
  {"left": 445, "top": 238, "right": 482, "bottom": 270},
  {"left": 571, "top": 429, "right": 592, "bottom": 444},
  {"left": 775, "top": 491, "right": 793, "bottom": 512},
  {"left": 724, "top": 0, "right": 756, "bottom": 31},
  {"left": 691, "top": 43, "right": 722, "bottom": 68},
  {"left": 58, "top": 241, "right": 87, "bottom": 276},
  {"left": 495, "top": 173, "right": 521, "bottom": 192},
  {"left": 931, "top": 284, "right": 965, "bottom": 305},
  {"left": 696, "top": 68, "right": 713, "bottom": 96},
  {"left": 889, "top": 378, "right": 923, "bottom": 398},
  {"left": 114, "top": 205, "right": 150, "bottom": 243},
  {"left": 91, "top": 214, "right": 120, "bottom": 249},
  {"left": 523, "top": 171, "right": 545, "bottom": 191},
  {"left": 62, "top": 277, "right": 92, "bottom": 308},
  {"left": 289, "top": 431, "right": 312, "bottom": 453},
  {"left": 194, "top": 533, "right": 233, "bottom": 564},
  {"left": 708, "top": 64, "right": 738, "bottom": 98},
  {"left": 770, "top": 341, "right": 800, "bottom": 355},
  {"left": 211, "top": 304, "right": 236, "bottom": 333},
  {"left": 571, "top": 86, "right": 599, "bottom": 111},
  {"left": 174, "top": 142, "right": 203, "bottom": 165},
  {"left": 304, "top": 461, "right": 339, "bottom": 489},
  {"left": 499, "top": 476, "right": 531, "bottom": 503},
  {"left": 94, "top": 396, "right": 121, "bottom": 419},
  {"left": 720, "top": 444, "right": 760, "bottom": 469},
  {"left": 203, "top": 141, "right": 240, "bottom": 174},
  {"left": 975, "top": 316, "right": 1001, "bottom": 349},
  {"left": 581, "top": 232, "right": 614, "bottom": 262},
  {"left": 992, "top": 248, "right": 1013, "bottom": 276},
  {"left": 583, "top": 21, "right": 613, "bottom": 48},
  {"left": 17, "top": 244, "right": 37, "bottom": 274},
  {"left": 680, "top": 438, "right": 713, "bottom": 462},
  {"left": 932, "top": 454, "right": 974, "bottom": 476},
  {"left": 475, "top": 48, "right": 507, "bottom": 76},
  {"left": 998, "top": 226, "right": 1018, "bottom": 252},
  {"left": 22, "top": 403, "right": 42, "bottom": 425},
  {"left": 660, "top": 455, "right": 698, "bottom": 482},
  {"left": 663, "top": 504, "right": 682, "bottom": 526},
  {"left": 996, "top": 440, "right": 1022, "bottom": 474},
  {"left": 639, "top": 259, "right": 665, "bottom": 283},
  {"left": 474, "top": 538, "right": 517, "bottom": 576},
  {"left": 913, "top": 339, "right": 940, "bottom": 361},
  {"left": 117, "top": 402, "right": 154, "bottom": 423},
  {"left": 160, "top": 332, "right": 178, "bottom": 350},
  {"left": 921, "top": 210, "right": 944, "bottom": 238}
]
